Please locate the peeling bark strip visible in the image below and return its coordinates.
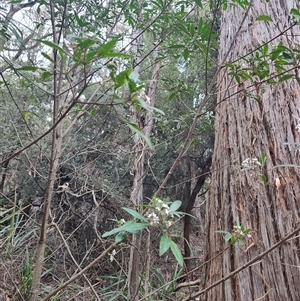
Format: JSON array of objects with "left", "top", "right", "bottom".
[{"left": 205, "top": 1, "right": 300, "bottom": 301}]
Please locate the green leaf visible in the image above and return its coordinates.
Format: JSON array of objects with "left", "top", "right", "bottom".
[
  {"left": 291, "top": 8, "right": 300, "bottom": 22},
  {"left": 115, "top": 232, "right": 127, "bottom": 242},
  {"left": 90, "top": 108, "right": 96, "bottom": 116},
  {"left": 282, "top": 51, "right": 293, "bottom": 60},
  {"left": 74, "top": 14, "right": 90, "bottom": 27},
  {"left": 159, "top": 234, "right": 172, "bottom": 256},
  {"left": 41, "top": 71, "right": 52, "bottom": 80},
  {"left": 127, "top": 122, "right": 153, "bottom": 149},
  {"left": 168, "top": 44, "right": 185, "bottom": 49},
  {"left": 193, "top": 0, "right": 203, "bottom": 8},
  {"left": 98, "top": 38, "right": 118, "bottom": 56},
  {"left": 24, "top": 111, "right": 31, "bottom": 121},
  {"left": 102, "top": 222, "right": 148, "bottom": 238},
  {"left": 114, "top": 69, "right": 133, "bottom": 88},
  {"left": 77, "top": 37, "right": 96, "bottom": 48},
  {"left": 169, "top": 200, "right": 182, "bottom": 212},
  {"left": 183, "top": 48, "right": 189, "bottom": 61},
  {"left": 135, "top": 97, "right": 165, "bottom": 115},
  {"left": 102, "top": 52, "right": 131, "bottom": 59},
  {"left": 216, "top": 230, "right": 232, "bottom": 242},
  {"left": 256, "top": 15, "right": 273, "bottom": 22},
  {"left": 36, "top": 39, "right": 67, "bottom": 57},
  {"left": 261, "top": 174, "right": 268, "bottom": 184},
  {"left": 85, "top": 50, "right": 98, "bottom": 61},
  {"left": 278, "top": 74, "right": 294, "bottom": 82},
  {"left": 170, "top": 240, "right": 183, "bottom": 266},
  {"left": 122, "top": 207, "right": 148, "bottom": 222},
  {"left": 41, "top": 52, "right": 55, "bottom": 64},
  {"left": 17, "top": 66, "right": 39, "bottom": 71},
  {"left": 261, "top": 152, "right": 267, "bottom": 166},
  {"left": 10, "top": 26, "right": 25, "bottom": 47}
]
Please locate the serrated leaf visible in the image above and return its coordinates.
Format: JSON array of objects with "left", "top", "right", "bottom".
[
  {"left": 159, "top": 234, "right": 171, "bottom": 256},
  {"left": 170, "top": 240, "right": 183, "bottom": 266},
  {"left": 122, "top": 207, "right": 148, "bottom": 222},
  {"left": 256, "top": 15, "right": 273, "bottom": 22},
  {"left": 169, "top": 200, "right": 182, "bottom": 212},
  {"left": 102, "top": 222, "right": 147, "bottom": 238}
]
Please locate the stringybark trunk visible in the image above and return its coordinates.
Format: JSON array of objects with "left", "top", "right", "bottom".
[{"left": 204, "top": 1, "right": 300, "bottom": 300}]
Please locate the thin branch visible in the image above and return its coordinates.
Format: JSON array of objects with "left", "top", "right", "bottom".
[{"left": 41, "top": 242, "right": 118, "bottom": 301}]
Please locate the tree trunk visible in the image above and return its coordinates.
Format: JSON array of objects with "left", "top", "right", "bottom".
[
  {"left": 127, "top": 44, "right": 162, "bottom": 300},
  {"left": 204, "top": 1, "right": 300, "bottom": 300}
]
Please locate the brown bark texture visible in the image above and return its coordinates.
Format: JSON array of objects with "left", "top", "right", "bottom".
[{"left": 204, "top": 1, "right": 300, "bottom": 300}]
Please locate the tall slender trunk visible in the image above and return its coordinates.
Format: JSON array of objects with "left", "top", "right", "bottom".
[
  {"left": 128, "top": 46, "right": 161, "bottom": 300},
  {"left": 204, "top": 1, "right": 300, "bottom": 300},
  {"left": 30, "top": 1, "right": 67, "bottom": 299}
]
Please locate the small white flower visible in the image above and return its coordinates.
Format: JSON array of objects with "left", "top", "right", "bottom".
[
  {"left": 168, "top": 213, "right": 174, "bottom": 219},
  {"left": 241, "top": 157, "right": 261, "bottom": 169},
  {"left": 296, "top": 124, "right": 300, "bottom": 132},
  {"left": 275, "top": 177, "right": 281, "bottom": 190},
  {"left": 120, "top": 219, "right": 126, "bottom": 225},
  {"left": 78, "top": 94, "right": 86, "bottom": 102},
  {"left": 147, "top": 212, "right": 159, "bottom": 224},
  {"left": 165, "top": 220, "right": 173, "bottom": 228},
  {"left": 109, "top": 249, "right": 117, "bottom": 262}
]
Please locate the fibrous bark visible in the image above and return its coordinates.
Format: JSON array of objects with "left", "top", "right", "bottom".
[{"left": 204, "top": 1, "right": 300, "bottom": 300}]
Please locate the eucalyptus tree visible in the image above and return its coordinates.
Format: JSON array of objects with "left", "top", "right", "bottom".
[{"left": 199, "top": 1, "right": 300, "bottom": 300}]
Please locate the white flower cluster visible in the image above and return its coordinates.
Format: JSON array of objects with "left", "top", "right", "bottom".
[
  {"left": 109, "top": 249, "right": 117, "bottom": 262},
  {"left": 233, "top": 225, "right": 251, "bottom": 238},
  {"left": 241, "top": 157, "right": 261, "bottom": 170},
  {"left": 147, "top": 212, "right": 159, "bottom": 225},
  {"left": 146, "top": 198, "right": 174, "bottom": 228}
]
